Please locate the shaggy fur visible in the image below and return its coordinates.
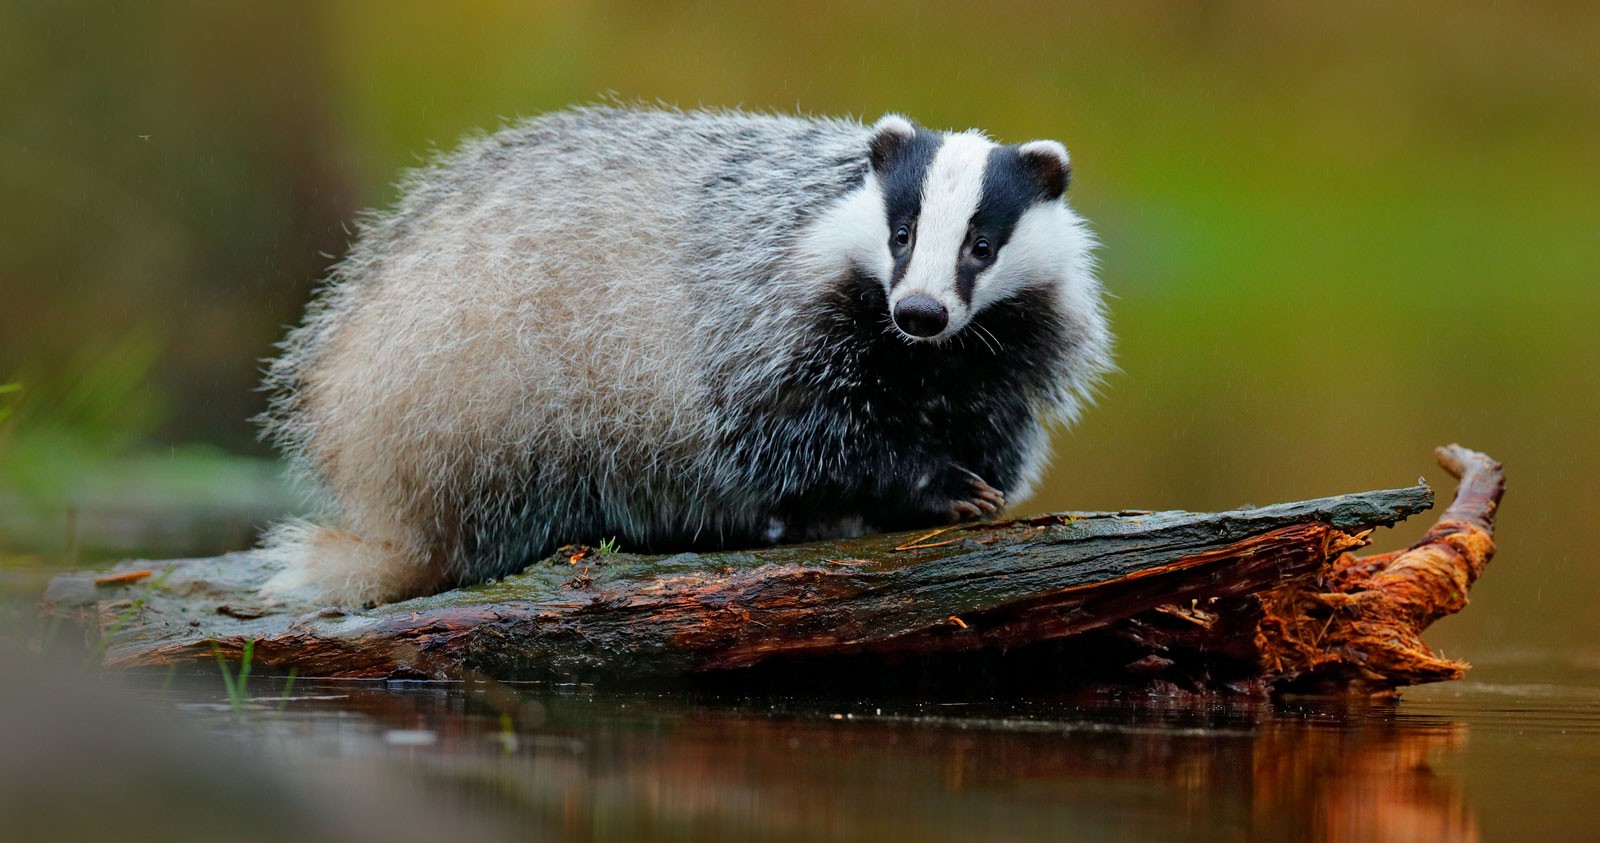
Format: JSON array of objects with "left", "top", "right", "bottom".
[{"left": 259, "top": 106, "right": 1112, "bottom": 606}]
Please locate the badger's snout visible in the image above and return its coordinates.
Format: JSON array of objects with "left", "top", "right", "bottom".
[{"left": 893, "top": 294, "right": 948, "bottom": 338}]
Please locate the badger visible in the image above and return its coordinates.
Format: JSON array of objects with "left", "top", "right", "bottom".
[{"left": 258, "top": 106, "right": 1112, "bottom": 606}]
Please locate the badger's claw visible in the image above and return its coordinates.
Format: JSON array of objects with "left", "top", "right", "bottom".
[
  {"left": 947, "top": 470, "right": 1006, "bottom": 522},
  {"left": 950, "top": 500, "right": 984, "bottom": 520}
]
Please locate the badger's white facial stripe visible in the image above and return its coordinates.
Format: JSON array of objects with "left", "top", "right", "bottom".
[
  {"left": 891, "top": 132, "right": 992, "bottom": 334},
  {"left": 971, "top": 201, "right": 1097, "bottom": 315},
  {"left": 795, "top": 174, "right": 891, "bottom": 282}
]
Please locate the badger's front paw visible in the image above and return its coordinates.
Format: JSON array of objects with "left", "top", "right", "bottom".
[{"left": 947, "top": 468, "right": 1006, "bottom": 522}]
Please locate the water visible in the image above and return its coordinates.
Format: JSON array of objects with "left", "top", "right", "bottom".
[{"left": 124, "top": 660, "right": 1600, "bottom": 842}]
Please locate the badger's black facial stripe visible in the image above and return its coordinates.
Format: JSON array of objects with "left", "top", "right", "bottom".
[
  {"left": 951, "top": 146, "right": 1053, "bottom": 304},
  {"left": 975, "top": 146, "right": 1053, "bottom": 239},
  {"left": 877, "top": 130, "right": 941, "bottom": 289}
]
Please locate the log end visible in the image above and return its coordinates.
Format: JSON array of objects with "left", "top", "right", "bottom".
[{"left": 1256, "top": 444, "right": 1505, "bottom": 694}]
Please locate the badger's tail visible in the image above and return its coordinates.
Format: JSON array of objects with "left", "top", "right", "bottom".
[{"left": 257, "top": 518, "right": 444, "bottom": 608}]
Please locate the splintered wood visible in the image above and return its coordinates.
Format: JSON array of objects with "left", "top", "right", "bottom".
[{"left": 1255, "top": 445, "right": 1503, "bottom": 693}]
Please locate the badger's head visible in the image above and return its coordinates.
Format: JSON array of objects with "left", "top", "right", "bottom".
[{"left": 807, "top": 114, "right": 1098, "bottom": 346}]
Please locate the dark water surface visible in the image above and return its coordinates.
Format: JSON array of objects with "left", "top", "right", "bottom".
[{"left": 131, "top": 661, "right": 1599, "bottom": 842}]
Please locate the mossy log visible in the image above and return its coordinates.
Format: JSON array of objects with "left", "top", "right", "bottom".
[{"left": 41, "top": 446, "right": 1502, "bottom": 695}]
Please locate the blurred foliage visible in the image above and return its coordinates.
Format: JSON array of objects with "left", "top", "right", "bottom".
[
  {"left": 0, "top": 330, "right": 296, "bottom": 567},
  {"left": 0, "top": 0, "right": 355, "bottom": 450},
  {"left": 0, "top": 384, "right": 17, "bottom": 427},
  {"left": 1, "top": 330, "right": 164, "bottom": 501},
  {"left": 1, "top": 0, "right": 1596, "bottom": 655}
]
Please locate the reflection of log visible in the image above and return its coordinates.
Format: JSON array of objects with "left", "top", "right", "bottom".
[
  {"left": 42, "top": 446, "right": 1502, "bottom": 695},
  {"left": 188, "top": 679, "right": 1475, "bottom": 841},
  {"left": 1251, "top": 716, "right": 1478, "bottom": 842}
]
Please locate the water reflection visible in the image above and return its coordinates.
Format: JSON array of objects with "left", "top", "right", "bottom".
[
  {"left": 162, "top": 679, "right": 1482, "bottom": 842},
  {"left": 1251, "top": 714, "right": 1474, "bottom": 842}
]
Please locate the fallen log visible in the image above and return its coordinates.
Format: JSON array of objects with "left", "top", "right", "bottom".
[{"left": 40, "top": 446, "right": 1502, "bottom": 695}]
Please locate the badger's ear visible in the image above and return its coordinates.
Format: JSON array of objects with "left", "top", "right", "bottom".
[
  {"left": 1017, "top": 139, "right": 1072, "bottom": 200},
  {"left": 869, "top": 114, "right": 918, "bottom": 175}
]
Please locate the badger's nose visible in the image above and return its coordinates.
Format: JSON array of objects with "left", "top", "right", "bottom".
[{"left": 893, "top": 295, "right": 948, "bottom": 338}]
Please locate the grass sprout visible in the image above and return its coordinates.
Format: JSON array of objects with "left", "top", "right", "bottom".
[
  {"left": 211, "top": 637, "right": 255, "bottom": 718},
  {"left": 276, "top": 667, "right": 298, "bottom": 712}
]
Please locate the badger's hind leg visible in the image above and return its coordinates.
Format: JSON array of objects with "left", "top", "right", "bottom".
[{"left": 257, "top": 519, "right": 448, "bottom": 608}]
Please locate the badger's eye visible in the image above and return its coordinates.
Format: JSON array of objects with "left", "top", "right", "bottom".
[
  {"left": 972, "top": 237, "right": 993, "bottom": 261},
  {"left": 893, "top": 225, "right": 911, "bottom": 247}
]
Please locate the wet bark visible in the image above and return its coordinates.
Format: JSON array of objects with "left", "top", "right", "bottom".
[{"left": 40, "top": 446, "right": 1502, "bottom": 695}]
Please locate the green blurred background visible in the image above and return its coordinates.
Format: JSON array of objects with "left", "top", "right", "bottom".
[{"left": 2, "top": 1, "right": 1596, "bottom": 662}]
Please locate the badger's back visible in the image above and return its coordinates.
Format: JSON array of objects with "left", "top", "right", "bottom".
[{"left": 262, "top": 109, "right": 874, "bottom": 598}]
